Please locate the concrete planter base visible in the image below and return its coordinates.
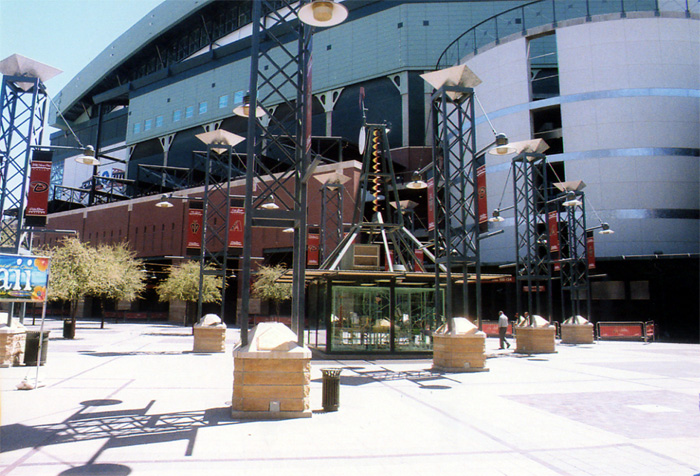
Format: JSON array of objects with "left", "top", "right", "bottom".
[
  {"left": 432, "top": 319, "right": 488, "bottom": 372},
  {"left": 0, "top": 330, "right": 25, "bottom": 367},
  {"left": 515, "top": 326, "right": 556, "bottom": 354},
  {"left": 561, "top": 324, "right": 595, "bottom": 344},
  {"left": 193, "top": 326, "right": 226, "bottom": 353}
]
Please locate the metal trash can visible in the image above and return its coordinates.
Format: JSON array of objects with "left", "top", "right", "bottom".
[
  {"left": 321, "top": 368, "right": 342, "bottom": 412},
  {"left": 63, "top": 319, "right": 75, "bottom": 339},
  {"left": 25, "top": 330, "right": 50, "bottom": 366}
]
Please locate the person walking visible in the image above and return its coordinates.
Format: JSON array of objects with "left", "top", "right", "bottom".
[{"left": 498, "top": 311, "right": 511, "bottom": 349}]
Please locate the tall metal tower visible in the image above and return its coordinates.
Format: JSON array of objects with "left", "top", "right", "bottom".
[{"left": 0, "top": 55, "right": 61, "bottom": 253}]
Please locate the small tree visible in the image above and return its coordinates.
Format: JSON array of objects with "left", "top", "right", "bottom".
[
  {"left": 91, "top": 242, "right": 147, "bottom": 328},
  {"left": 155, "top": 261, "right": 222, "bottom": 325},
  {"left": 251, "top": 264, "right": 292, "bottom": 318}
]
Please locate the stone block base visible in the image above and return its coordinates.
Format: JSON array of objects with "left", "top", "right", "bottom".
[
  {"left": 561, "top": 324, "right": 594, "bottom": 344},
  {"left": 432, "top": 334, "right": 488, "bottom": 372},
  {"left": 515, "top": 326, "right": 556, "bottom": 354},
  {"left": 232, "top": 357, "right": 311, "bottom": 418},
  {"left": 0, "top": 331, "right": 26, "bottom": 367},
  {"left": 193, "top": 326, "right": 226, "bottom": 353}
]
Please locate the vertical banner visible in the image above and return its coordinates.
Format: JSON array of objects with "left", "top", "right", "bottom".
[
  {"left": 427, "top": 177, "right": 435, "bottom": 231},
  {"left": 477, "top": 165, "right": 488, "bottom": 226},
  {"left": 414, "top": 248, "right": 424, "bottom": 272},
  {"left": 186, "top": 200, "right": 203, "bottom": 256},
  {"left": 548, "top": 210, "right": 560, "bottom": 253},
  {"left": 307, "top": 231, "right": 320, "bottom": 266},
  {"left": 385, "top": 249, "right": 394, "bottom": 271},
  {"left": 25, "top": 151, "right": 53, "bottom": 227},
  {"left": 553, "top": 252, "right": 561, "bottom": 272},
  {"left": 228, "top": 206, "right": 245, "bottom": 249},
  {"left": 587, "top": 231, "right": 596, "bottom": 269}
]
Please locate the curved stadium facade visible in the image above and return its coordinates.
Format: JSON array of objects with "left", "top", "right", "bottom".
[{"left": 44, "top": 0, "right": 699, "bottom": 341}]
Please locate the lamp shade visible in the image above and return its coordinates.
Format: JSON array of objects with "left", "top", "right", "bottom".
[
  {"left": 74, "top": 145, "right": 100, "bottom": 166},
  {"left": 406, "top": 172, "right": 427, "bottom": 189},
  {"left": 298, "top": 1, "right": 348, "bottom": 27},
  {"left": 420, "top": 64, "right": 482, "bottom": 101},
  {"left": 195, "top": 129, "right": 245, "bottom": 153},
  {"left": 155, "top": 195, "right": 174, "bottom": 208}
]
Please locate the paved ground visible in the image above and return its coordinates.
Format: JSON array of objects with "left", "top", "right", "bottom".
[{"left": 1, "top": 318, "right": 699, "bottom": 476}]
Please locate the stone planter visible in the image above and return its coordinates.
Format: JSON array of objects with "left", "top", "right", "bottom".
[
  {"left": 232, "top": 322, "right": 312, "bottom": 419},
  {"left": 193, "top": 326, "right": 226, "bottom": 352},
  {"left": 515, "top": 326, "right": 556, "bottom": 354},
  {"left": 561, "top": 324, "right": 594, "bottom": 344},
  {"left": 432, "top": 318, "right": 488, "bottom": 372},
  {"left": 0, "top": 327, "right": 26, "bottom": 367}
]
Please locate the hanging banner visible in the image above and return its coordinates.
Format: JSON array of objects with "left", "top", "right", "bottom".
[
  {"left": 186, "top": 201, "right": 203, "bottom": 256},
  {"left": 307, "top": 232, "right": 320, "bottom": 266},
  {"left": 548, "top": 210, "right": 560, "bottom": 253},
  {"left": 0, "top": 255, "right": 49, "bottom": 302},
  {"left": 477, "top": 165, "right": 488, "bottom": 225},
  {"left": 384, "top": 249, "right": 394, "bottom": 271},
  {"left": 25, "top": 153, "right": 53, "bottom": 227},
  {"left": 587, "top": 231, "right": 596, "bottom": 269},
  {"left": 427, "top": 177, "right": 435, "bottom": 231},
  {"left": 414, "top": 248, "right": 424, "bottom": 272},
  {"left": 552, "top": 252, "right": 561, "bottom": 272},
  {"left": 228, "top": 206, "right": 245, "bottom": 249}
]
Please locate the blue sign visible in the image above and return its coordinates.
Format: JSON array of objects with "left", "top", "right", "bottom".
[{"left": 0, "top": 255, "right": 50, "bottom": 302}]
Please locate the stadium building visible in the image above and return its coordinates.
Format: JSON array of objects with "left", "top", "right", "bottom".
[{"left": 40, "top": 0, "right": 698, "bottom": 342}]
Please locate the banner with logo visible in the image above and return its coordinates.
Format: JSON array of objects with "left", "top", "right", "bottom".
[
  {"left": 477, "top": 165, "right": 488, "bottom": 225},
  {"left": 228, "top": 206, "right": 245, "bottom": 249},
  {"left": 427, "top": 177, "right": 435, "bottom": 231},
  {"left": 26, "top": 152, "right": 53, "bottom": 226},
  {"left": 0, "top": 255, "right": 49, "bottom": 302},
  {"left": 587, "top": 231, "right": 596, "bottom": 269},
  {"left": 307, "top": 231, "right": 320, "bottom": 266},
  {"left": 186, "top": 201, "right": 203, "bottom": 255},
  {"left": 414, "top": 248, "right": 424, "bottom": 272},
  {"left": 548, "top": 210, "right": 560, "bottom": 253}
]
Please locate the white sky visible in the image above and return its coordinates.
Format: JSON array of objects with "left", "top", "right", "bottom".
[{"left": 0, "top": 0, "right": 164, "bottom": 99}]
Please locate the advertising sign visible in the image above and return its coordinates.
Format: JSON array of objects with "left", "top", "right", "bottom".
[
  {"left": 587, "top": 232, "right": 596, "bottom": 269},
  {"left": 548, "top": 210, "right": 560, "bottom": 253},
  {"left": 186, "top": 201, "right": 203, "bottom": 255},
  {"left": 228, "top": 206, "right": 245, "bottom": 249},
  {"left": 477, "top": 165, "right": 488, "bottom": 225},
  {"left": 0, "top": 255, "right": 49, "bottom": 302},
  {"left": 26, "top": 152, "right": 53, "bottom": 227},
  {"left": 307, "top": 232, "right": 320, "bottom": 266}
]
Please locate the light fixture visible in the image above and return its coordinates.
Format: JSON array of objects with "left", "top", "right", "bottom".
[
  {"left": 487, "top": 133, "right": 518, "bottom": 156},
  {"left": 488, "top": 209, "right": 505, "bottom": 223},
  {"left": 598, "top": 222, "right": 614, "bottom": 235},
  {"left": 260, "top": 196, "right": 279, "bottom": 210},
  {"left": 233, "top": 93, "right": 266, "bottom": 118},
  {"left": 155, "top": 194, "right": 174, "bottom": 208},
  {"left": 0, "top": 54, "right": 62, "bottom": 91},
  {"left": 195, "top": 128, "right": 245, "bottom": 153},
  {"left": 406, "top": 171, "right": 427, "bottom": 190},
  {"left": 562, "top": 191, "right": 582, "bottom": 208},
  {"left": 282, "top": 227, "right": 294, "bottom": 233},
  {"left": 420, "top": 64, "right": 482, "bottom": 102},
  {"left": 298, "top": 0, "right": 348, "bottom": 27},
  {"left": 74, "top": 145, "right": 100, "bottom": 166}
]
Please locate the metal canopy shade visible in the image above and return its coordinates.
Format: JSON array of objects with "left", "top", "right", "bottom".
[
  {"left": 298, "top": 1, "right": 348, "bottom": 27},
  {"left": 554, "top": 180, "right": 586, "bottom": 192},
  {"left": 420, "top": 64, "right": 482, "bottom": 100},
  {"left": 390, "top": 200, "right": 418, "bottom": 210},
  {"left": 0, "top": 54, "right": 62, "bottom": 91},
  {"left": 495, "top": 138, "right": 549, "bottom": 157},
  {"left": 313, "top": 171, "right": 351, "bottom": 185},
  {"left": 195, "top": 129, "right": 245, "bottom": 153}
]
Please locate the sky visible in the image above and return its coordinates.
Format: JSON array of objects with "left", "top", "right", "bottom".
[{"left": 0, "top": 0, "right": 164, "bottom": 100}]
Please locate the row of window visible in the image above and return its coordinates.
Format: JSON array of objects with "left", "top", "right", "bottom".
[{"left": 133, "top": 90, "right": 246, "bottom": 134}]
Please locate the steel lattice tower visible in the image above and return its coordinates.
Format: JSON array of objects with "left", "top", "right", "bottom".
[
  {"left": 558, "top": 191, "right": 589, "bottom": 319},
  {"left": 0, "top": 74, "right": 48, "bottom": 253}
]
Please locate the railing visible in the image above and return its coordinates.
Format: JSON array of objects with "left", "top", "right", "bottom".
[
  {"left": 436, "top": 0, "right": 697, "bottom": 69},
  {"left": 596, "top": 321, "right": 655, "bottom": 342}
]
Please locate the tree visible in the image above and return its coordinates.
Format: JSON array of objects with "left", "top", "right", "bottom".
[
  {"left": 92, "top": 242, "right": 147, "bottom": 328},
  {"left": 251, "top": 264, "right": 292, "bottom": 318},
  {"left": 155, "top": 261, "right": 222, "bottom": 325}
]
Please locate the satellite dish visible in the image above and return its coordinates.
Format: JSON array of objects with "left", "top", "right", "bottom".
[{"left": 358, "top": 127, "right": 367, "bottom": 154}]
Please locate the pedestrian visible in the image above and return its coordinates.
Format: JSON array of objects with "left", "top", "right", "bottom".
[{"left": 498, "top": 310, "right": 511, "bottom": 349}]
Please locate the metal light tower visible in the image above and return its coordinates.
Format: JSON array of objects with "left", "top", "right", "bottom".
[
  {"left": 0, "top": 55, "right": 60, "bottom": 253},
  {"left": 239, "top": 0, "right": 315, "bottom": 346},
  {"left": 558, "top": 189, "right": 589, "bottom": 320}
]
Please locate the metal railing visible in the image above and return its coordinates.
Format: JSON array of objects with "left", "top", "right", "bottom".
[{"left": 436, "top": 0, "right": 697, "bottom": 69}]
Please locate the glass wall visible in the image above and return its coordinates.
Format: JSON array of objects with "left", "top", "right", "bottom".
[{"left": 328, "top": 284, "right": 441, "bottom": 353}]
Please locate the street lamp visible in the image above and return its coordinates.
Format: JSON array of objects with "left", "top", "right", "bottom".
[
  {"left": 298, "top": 0, "right": 348, "bottom": 27},
  {"left": 588, "top": 222, "right": 615, "bottom": 235},
  {"left": 233, "top": 93, "right": 266, "bottom": 118}
]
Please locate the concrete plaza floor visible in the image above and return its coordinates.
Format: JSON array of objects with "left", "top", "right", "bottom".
[{"left": 1, "top": 318, "right": 699, "bottom": 476}]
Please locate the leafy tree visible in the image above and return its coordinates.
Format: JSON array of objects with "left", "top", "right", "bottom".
[
  {"left": 251, "top": 264, "right": 292, "bottom": 317},
  {"left": 155, "top": 261, "right": 222, "bottom": 325}
]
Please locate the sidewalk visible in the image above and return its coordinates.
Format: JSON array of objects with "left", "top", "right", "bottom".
[{"left": 1, "top": 318, "right": 698, "bottom": 476}]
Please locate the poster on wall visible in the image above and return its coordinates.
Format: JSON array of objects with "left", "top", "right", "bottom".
[{"left": 0, "top": 255, "right": 50, "bottom": 302}]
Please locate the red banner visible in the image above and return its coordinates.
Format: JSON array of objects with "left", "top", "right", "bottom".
[
  {"left": 548, "top": 210, "right": 559, "bottom": 253},
  {"left": 598, "top": 323, "right": 642, "bottom": 338},
  {"left": 553, "top": 252, "right": 561, "bottom": 272},
  {"left": 587, "top": 232, "right": 596, "bottom": 269},
  {"left": 307, "top": 232, "right": 320, "bottom": 266},
  {"left": 477, "top": 165, "right": 487, "bottom": 225},
  {"left": 228, "top": 206, "right": 245, "bottom": 249},
  {"left": 427, "top": 177, "right": 435, "bottom": 231},
  {"left": 414, "top": 248, "right": 424, "bottom": 272},
  {"left": 25, "top": 158, "right": 52, "bottom": 226},
  {"left": 186, "top": 201, "right": 203, "bottom": 255},
  {"left": 385, "top": 249, "right": 394, "bottom": 271}
]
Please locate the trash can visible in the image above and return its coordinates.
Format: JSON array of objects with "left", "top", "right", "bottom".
[
  {"left": 321, "top": 368, "right": 342, "bottom": 412},
  {"left": 25, "top": 330, "right": 50, "bottom": 366},
  {"left": 63, "top": 319, "right": 75, "bottom": 339}
]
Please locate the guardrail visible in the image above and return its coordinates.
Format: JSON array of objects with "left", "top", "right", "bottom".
[
  {"left": 436, "top": 0, "right": 697, "bottom": 69},
  {"left": 596, "top": 321, "right": 655, "bottom": 342}
]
